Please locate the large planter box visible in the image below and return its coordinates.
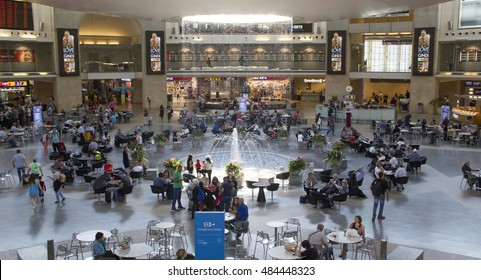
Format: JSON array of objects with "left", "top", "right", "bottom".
[
  {"left": 156, "top": 145, "right": 165, "bottom": 154},
  {"left": 279, "top": 137, "right": 289, "bottom": 148},
  {"left": 192, "top": 139, "right": 202, "bottom": 149},
  {"left": 289, "top": 173, "right": 302, "bottom": 185}
]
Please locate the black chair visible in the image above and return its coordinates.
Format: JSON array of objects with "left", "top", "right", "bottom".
[
  {"left": 91, "top": 178, "right": 108, "bottom": 201},
  {"left": 183, "top": 174, "right": 196, "bottom": 183},
  {"left": 349, "top": 142, "right": 360, "bottom": 153},
  {"left": 409, "top": 161, "right": 422, "bottom": 174},
  {"left": 83, "top": 174, "right": 96, "bottom": 184},
  {"left": 420, "top": 156, "right": 427, "bottom": 171},
  {"left": 392, "top": 176, "right": 409, "bottom": 191},
  {"left": 150, "top": 185, "right": 166, "bottom": 201},
  {"left": 410, "top": 144, "right": 420, "bottom": 150},
  {"left": 266, "top": 183, "right": 279, "bottom": 200},
  {"left": 91, "top": 160, "right": 105, "bottom": 172},
  {"left": 275, "top": 171, "right": 290, "bottom": 187},
  {"left": 75, "top": 166, "right": 91, "bottom": 177},
  {"left": 309, "top": 190, "right": 324, "bottom": 208},
  {"left": 130, "top": 171, "right": 143, "bottom": 185},
  {"left": 331, "top": 193, "right": 348, "bottom": 211},
  {"left": 118, "top": 185, "right": 134, "bottom": 202},
  {"left": 245, "top": 180, "right": 258, "bottom": 198}
]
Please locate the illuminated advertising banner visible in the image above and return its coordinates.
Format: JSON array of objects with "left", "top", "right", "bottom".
[
  {"left": 145, "top": 31, "right": 165, "bottom": 75},
  {"left": 0, "top": 50, "right": 35, "bottom": 62},
  {"left": 412, "top": 27, "right": 435, "bottom": 76},
  {"left": 239, "top": 97, "right": 247, "bottom": 112},
  {"left": 327, "top": 30, "right": 346, "bottom": 75},
  {"left": 33, "top": 106, "right": 42, "bottom": 125},
  {"left": 57, "top": 28, "right": 79, "bottom": 76}
]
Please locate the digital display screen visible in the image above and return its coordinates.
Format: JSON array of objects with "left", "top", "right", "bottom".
[
  {"left": 459, "top": 0, "right": 481, "bottom": 29},
  {"left": 327, "top": 30, "right": 346, "bottom": 75},
  {"left": 412, "top": 27, "right": 435, "bottom": 76},
  {"left": 56, "top": 28, "right": 79, "bottom": 76},
  {"left": 0, "top": 0, "right": 34, "bottom": 30},
  {"left": 145, "top": 31, "right": 165, "bottom": 75},
  {"left": 292, "top": 23, "right": 313, "bottom": 33}
]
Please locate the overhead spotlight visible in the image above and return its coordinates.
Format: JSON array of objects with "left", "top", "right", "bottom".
[
  {"left": 452, "top": 32, "right": 455, "bottom": 35},
  {"left": 321, "top": 36, "right": 324, "bottom": 39},
  {"left": 298, "top": 37, "right": 300, "bottom": 39},
  {"left": 466, "top": 32, "right": 469, "bottom": 35},
  {"left": 169, "top": 36, "right": 172, "bottom": 39},
  {"left": 293, "top": 37, "right": 295, "bottom": 39},
  {"left": 473, "top": 32, "right": 476, "bottom": 34},
  {"left": 445, "top": 33, "right": 449, "bottom": 36},
  {"left": 175, "top": 37, "right": 178, "bottom": 39},
  {"left": 315, "top": 36, "right": 318, "bottom": 39}
]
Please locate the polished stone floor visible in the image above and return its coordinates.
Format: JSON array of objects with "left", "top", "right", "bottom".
[{"left": 1, "top": 100, "right": 480, "bottom": 260}]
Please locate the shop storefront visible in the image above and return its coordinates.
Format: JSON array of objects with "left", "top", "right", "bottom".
[
  {"left": 292, "top": 77, "right": 325, "bottom": 102},
  {"left": 0, "top": 80, "right": 30, "bottom": 103}
]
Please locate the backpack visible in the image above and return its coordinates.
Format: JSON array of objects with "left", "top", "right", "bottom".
[
  {"left": 197, "top": 187, "right": 205, "bottom": 202},
  {"left": 59, "top": 173, "right": 66, "bottom": 183},
  {"left": 31, "top": 163, "right": 40, "bottom": 174},
  {"left": 370, "top": 179, "right": 383, "bottom": 196}
]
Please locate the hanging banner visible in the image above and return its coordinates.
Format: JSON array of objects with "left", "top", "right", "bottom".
[
  {"left": 412, "top": 27, "right": 435, "bottom": 76},
  {"left": 57, "top": 28, "right": 79, "bottom": 76},
  {"left": 145, "top": 31, "right": 165, "bottom": 75},
  {"left": 33, "top": 106, "right": 42, "bottom": 125},
  {"left": 194, "top": 212, "right": 225, "bottom": 260},
  {"left": 327, "top": 30, "right": 346, "bottom": 75}
]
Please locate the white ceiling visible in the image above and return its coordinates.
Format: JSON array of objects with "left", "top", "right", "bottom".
[{"left": 30, "top": 0, "right": 450, "bottom": 23}]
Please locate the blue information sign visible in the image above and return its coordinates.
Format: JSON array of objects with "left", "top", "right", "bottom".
[
  {"left": 239, "top": 97, "right": 247, "bottom": 113},
  {"left": 194, "top": 212, "right": 225, "bottom": 260},
  {"left": 33, "top": 106, "right": 42, "bottom": 125},
  {"left": 441, "top": 105, "right": 451, "bottom": 122}
]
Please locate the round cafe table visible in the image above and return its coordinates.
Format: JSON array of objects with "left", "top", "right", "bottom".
[
  {"left": 225, "top": 212, "right": 236, "bottom": 222},
  {"left": 115, "top": 243, "right": 153, "bottom": 259},
  {"left": 327, "top": 231, "right": 362, "bottom": 260},
  {"left": 266, "top": 221, "right": 285, "bottom": 243},
  {"left": 253, "top": 182, "right": 269, "bottom": 202},
  {"left": 76, "top": 230, "right": 111, "bottom": 242},
  {"left": 268, "top": 245, "right": 299, "bottom": 260}
]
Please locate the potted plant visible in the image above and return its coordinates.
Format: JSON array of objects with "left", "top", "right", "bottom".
[
  {"left": 153, "top": 134, "right": 167, "bottom": 153},
  {"left": 128, "top": 143, "right": 148, "bottom": 167},
  {"left": 225, "top": 162, "right": 242, "bottom": 178},
  {"left": 278, "top": 129, "right": 289, "bottom": 148},
  {"left": 288, "top": 157, "right": 306, "bottom": 185},
  {"left": 237, "top": 127, "right": 247, "bottom": 140},
  {"left": 429, "top": 97, "right": 448, "bottom": 114},
  {"left": 326, "top": 141, "right": 348, "bottom": 172},
  {"left": 312, "top": 134, "right": 327, "bottom": 154},
  {"left": 191, "top": 128, "right": 204, "bottom": 148},
  {"left": 163, "top": 157, "right": 182, "bottom": 174}
]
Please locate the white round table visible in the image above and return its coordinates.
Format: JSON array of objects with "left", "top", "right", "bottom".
[
  {"left": 327, "top": 231, "right": 362, "bottom": 260},
  {"left": 266, "top": 221, "right": 285, "bottom": 242},
  {"left": 268, "top": 246, "right": 299, "bottom": 260},
  {"left": 76, "top": 230, "right": 111, "bottom": 242},
  {"left": 115, "top": 243, "right": 153, "bottom": 259},
  {"left": 155, "top": 222, "right": 175, "bottom": 257},
  {"left": 224, "top": 212, "right": 236, "bottom": 222}
]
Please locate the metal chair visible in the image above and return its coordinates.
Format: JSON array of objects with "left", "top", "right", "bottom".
[
  {"left": 130, "top": 171, "right": 143, "bottom": 185},
  {"left": 253, "top": 231, "right": 275, "bottom": 260},
  {"left": 284, "top": 217, "right": 302, "bottom": 242},
  {"left": 70, "top": 232, "right": 90, "bottom": 259},
  {"left": 233, "top": 220, "right": 252, "bottom": 246},
  {"left": 56, "top": 243, "right": 79, "bottom": 260},
  {"left": 146, "top": 219, "right": 161, "bottom": 245},
  {"left": 107, "top": 228, "right": 120, "bottom": 249},
  {"left": 355, "top": 237, "right": 377, "bottom": 260},
  {"left": 280, "top": 230, "right": 298, "bottom": 245},
  {"left": 170, "top": 224, "right": 188, "bottom": 250}
]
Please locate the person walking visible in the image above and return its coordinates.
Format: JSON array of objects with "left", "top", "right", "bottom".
[
  {"left": 28, "top": 157, "right": 44, "bottom": 179},
  {"left": 12, "top": 149, "right": 27, "bottom": 183},
  {"left": 27, "top": 173, "right": 40, "bottom": 211},
  {"left": 186, "top": 154, "right": 194, "bottom": 175},
  {"left": 50, "top": 129, "right": 61, "bottom": 153},
  {"left": 159, "top": 104, "right": 165, "bottom": 120},
  {"left": 40, "top": 132, "right": 49, "bottom": 155},
  {"left": 122, "top": 146, "right": 130, "bottom": 172},
  {"left": 49, "top": 166, "right": 65, "bottom": 204},
  {"left": 220, "top": 176, "right": 233, "bottom": 212},
  {"left": 371, "top": 172, "right": 389, "bottom": 221},
  {"left": 171, "top": 165, "right": 185, "bottom": 212}
]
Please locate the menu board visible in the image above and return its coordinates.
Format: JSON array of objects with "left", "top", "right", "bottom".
[
  {"left": 327, "top": 30, "right": 346, "bottom": 75},
  {"left": 145, "top": 31, "right": 165, "bottom": 75},
  {"left": 412, "top": 27, "right": 435, "bottom": 76},
  {"left": 56, "top": 28, "right": 79, "bottom": 76},
  {"left": 0, "top": 0, "right": 34, "bottom": 30}
]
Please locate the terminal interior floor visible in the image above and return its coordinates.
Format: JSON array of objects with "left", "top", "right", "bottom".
[{"left": 1, "top": 101, "right": 481, "bottom": 260}]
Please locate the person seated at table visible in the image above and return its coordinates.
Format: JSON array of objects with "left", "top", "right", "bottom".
[
  {"left": 153, "top": 172, "right": 167, "bottom": 200},
  {"left": 392, "top": 165, "right": 407, "bottom": 190},
  {"left": 374, "top": 162, "right": 385, "bottom": 178},
  {"left": 179, "top": 126, "right": 190, "bottom": 138},
  {"left": 304, "top": 172, "right": 318, "bottom": 196},
  {"left": 377, "top": 151, "right": 386, "bottom": 162},
  {"left": 319, "top": 174, "right": 341, "bottom": 194},
  {"left": 373, "top": 132, "right": 383, "bottom": 144},
  {"left": 212, "top": 122, "right": 223, "bottom": 134},
  {"left": 297, "top": 240, "right": 320, "bottom": 260},
  {"left": 229, "top": 196, "right": 240, "bottom": 214},
  {"left": 396, "top": 137, "right": 406, "bottom": 149},
  {"left": 5, "top": 133, "right": 18, "bottom": 147},
  {"left": 462, "top": 160, "right": 480, "bottom": 188},
  {"left": 176, "top": 248, "right": 195, "bottom": 260},
  {"left": 103, "top": 160, "right": 113, "bottom": 174},
  {"left": 406, "top": 149, "right": 421, "bottom": 173},
  {"left": 112, "top": 171, "right": 133, "bottom": 202},
  {"left": 388, "top": 156, "right": 399, "bottom": 170},
  {"left": 230, "top": 197, "right": 249, "bottom": 238},
  {"left": 329, "top": 179, "right": 349, "bottom": 207},
  {"left": 340, "top": 127, "right": 349, "bottom": 140},
  {"left": 92, "top": 232, "right": 120, "bottom": 260},
  {"left": 308, "top": 224, "right": 332, "bottom": 260},
  {"left": 348, "top": 215, "right": 366, "bottom": 240}
]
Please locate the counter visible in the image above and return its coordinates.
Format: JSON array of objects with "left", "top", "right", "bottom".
[{"left": 316, "top": 105, "right": 395, "bottom": 122}]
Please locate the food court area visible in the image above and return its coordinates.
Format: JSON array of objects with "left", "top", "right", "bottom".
[{"left": 1, "top": 100, "right": 481, "bottom": 260}]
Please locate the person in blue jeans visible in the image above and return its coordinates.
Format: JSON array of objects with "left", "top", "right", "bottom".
[
  {"left": 12, "top": 149, "right": 26, "bottom": 182},
  {"left": 171, "top": 165, "right": 185, "bottom": 212},
  {"left": 372, "top": 172, "right": 390, "bottom": 221}
]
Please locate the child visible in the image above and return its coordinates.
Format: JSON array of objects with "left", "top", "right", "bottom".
[
  {"left": 38, "top": 176, "right": 47, "bottom": 203},
  {"left": 195, "top": 159, "right": 202, "bottom": 176}
]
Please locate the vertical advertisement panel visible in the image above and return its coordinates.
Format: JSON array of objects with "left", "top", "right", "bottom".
[
  {"left": 194, "top": 212, "right": 225, "bottom": 260},
  {"left": 57, "top": 28, "right": 80, "bottom": 76},
  {"left": 412, "top": 27, "right": 435, "bottom": 76},
  {"left": 145, "top": 31, "right": 165, "bottom": 75},
  {"left": 33, "top": 106, "right": 42, "bottom": 125},
  {"left": 327, "top": 30, "right": 346, "bottom": 75},
  {"left": 441, "top": 105, "right": 451, "bottom": 122}
]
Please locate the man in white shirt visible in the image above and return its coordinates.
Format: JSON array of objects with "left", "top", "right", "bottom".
[
  {"left": 393, "top": 166, "right": 407, "bottom": 190},
  {"left": 389, "top": 157, "right": 398, "bottom": 169}
]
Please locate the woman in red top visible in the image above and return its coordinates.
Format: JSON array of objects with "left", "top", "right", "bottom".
[{"left": 195, "top": 159, "right": 202, "bottom": 176}]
